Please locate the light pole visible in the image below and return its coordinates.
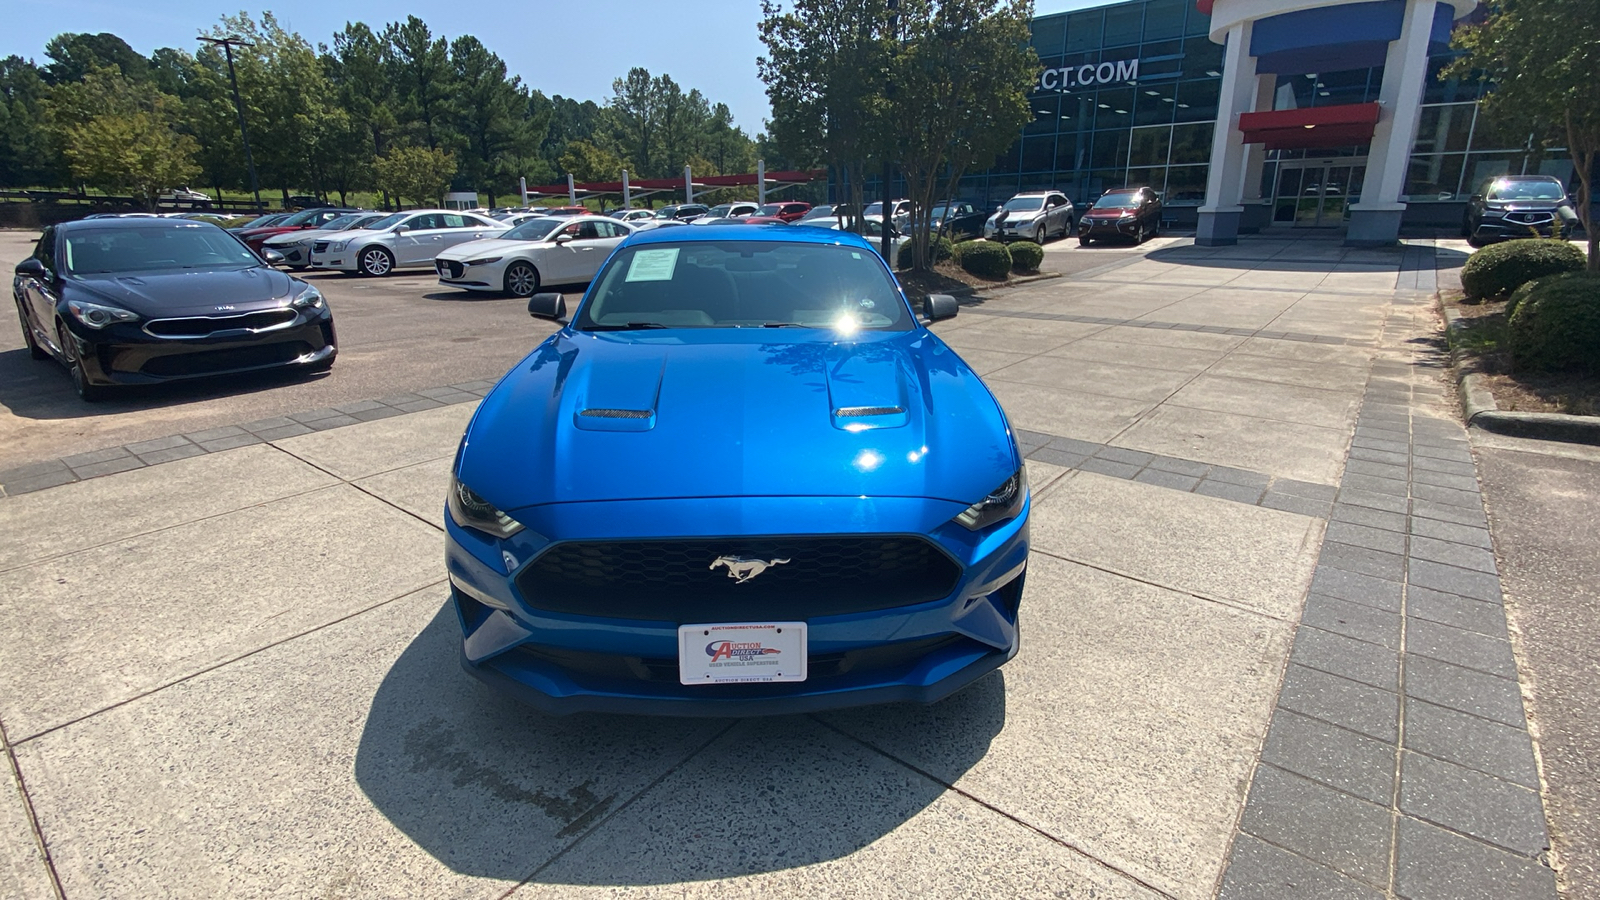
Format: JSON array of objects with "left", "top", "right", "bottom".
[{"left": 198, "top": 35, "right": 261, "bottom": 209}]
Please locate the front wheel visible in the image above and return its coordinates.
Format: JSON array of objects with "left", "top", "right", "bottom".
[
  {"left": 1078, "top": 236, "right": 1091, "bottom": 247},
  {"left": 1034, "top": 225, "right": 1045, "bottom": 245},
  {"left": 357, "top": 246, "right": 394, "bottom": 277},
  {"left": 57, "top": 322, "right": 106, "bottom": 402},
  {"left": 503, "top": 262, "right": 540, "bottom": 297},
  {"left": 17, "top": 302, "right": 47, "bottom": 360}
]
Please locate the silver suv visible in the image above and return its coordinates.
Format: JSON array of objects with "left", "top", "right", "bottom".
[{"left": 985, "top": 191, "right": 1075, "bottom": 243}]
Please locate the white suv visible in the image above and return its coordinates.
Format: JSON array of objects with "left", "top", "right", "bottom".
[
  {"left": 309, "top": 209, "right": 508, "bottom": 276},
  {"left": 985, "top": 191, "right": 1075, "bottom": 243}
]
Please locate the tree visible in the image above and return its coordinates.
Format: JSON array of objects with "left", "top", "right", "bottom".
[
  {"left": 1450, "top": 0, "right": 1600, "bottom": 270},
  {"left": 605, "top": 68, "right": 663, "bottom": 176},
  {"left": 559, "top": 139, "right": 624, "bottom": 183},
  {"left": 884, "top": 0, "right": 1036, "bottom": 269},
  {"left": 42, "top": 33, "right": 150, "bottom": 85},
  {"left": 0, "top": 56, "right": 60, "bottom": 188},
  {"left": 375, "top": 145, "right": 456, "bottom": 207},
  {"left": 46, "top": 67, "right": 198, "bottom": 207},
  {"left": 450, "top": 35, "right": 537, "bottom": 206},
  {"left": 384, "top": 17, "right": 455, "bottom": 152},
  {"left": 759, "top": 0, "right": 898, "bottom": 233}
]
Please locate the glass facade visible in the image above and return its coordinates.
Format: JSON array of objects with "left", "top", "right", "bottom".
[{"left": 897, "top": 0, "right": 1577, "bottom": 217}]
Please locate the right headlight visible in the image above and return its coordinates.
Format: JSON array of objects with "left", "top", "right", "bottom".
[
  {"left": 65, "top": 299, "right": 139, "bottom": 329},
  {"left": 954, "top": 467, "right": 1028, "bottom": 531},
  {"left": 447, "top": 474, "right": 525, "bottom": 539},
  {"left": 326, "top": 240, "right": 348, "bottom": 251}
]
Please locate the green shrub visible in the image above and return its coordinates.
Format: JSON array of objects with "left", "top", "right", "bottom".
[
  {"left": 955, "top": 240, "right": 1011, "bottom": 279},
  {"left": 1460, "top": 238, "right": 1584, "bottom": 300},
  {"left": 1009, "top": 241, "right": 1044, "bottom": 272},
  {"left": 893, "top": 236, "right": 956, "bottom": 270},
  {"left": 1507, "top": 272, "right": 1600, "bottom": 372},
  {"left": 931, "top": 235, "right": 954, "bottom": 263},
  {"left": 1505, "top": 277, "right": 1541, "bottom": 318}
]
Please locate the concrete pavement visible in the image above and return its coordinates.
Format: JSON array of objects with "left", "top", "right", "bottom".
[{"left": 0, "top": 232, "right": 1565, "bottom": 898}]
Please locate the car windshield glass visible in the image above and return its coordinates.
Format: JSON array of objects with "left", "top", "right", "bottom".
[
  {"left": 707, "top": 205, "right": 733, "bottom": 216},
  {"left": 240, "top": 214, "right": 284, "bottom": 229},
  {"left": 1093, "top": 194, "right": 1140, "bottom": 209},
  {"left": 654, "top": 208, "right": 677, "bottom": 218},
  {"left": 758, "top": 204, "right": 783, "bottom": 215},
  {"left": 864, "top": 202, "right": 885, "bottom": 216},
  {"left": 576, "top": 240, "right": 910, "bottom": 331},
  {"left": 1489, "top": 182, "right": 1565, "bottom": 201},
  {"left": 505, "top": 218, "right": 564, "bottom": 240},
  {"left": 64, "top": 227, "right": 261, "bottom": 274},
  {"left": 321, "top": 214, "right": 364, "bottom": 231},
  {"left": 1002, "top": 197, "right": 1044, "bottom": 212},
  {"left": 364, "top": 213, "right": 406, "bottom": 231},
  {"left": 280, "top": 208, "right": 325, "bottom": 226}
]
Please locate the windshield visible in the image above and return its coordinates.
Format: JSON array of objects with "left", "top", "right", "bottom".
[
  {"left": 864, "top": 202, "right": 885, "bottom": 216},
  {"left": 504, "top": 218, "right": 564, "bottom": 240},
  {"left": 279, "top": 208, "right": 327, "bottom": 226},
  {"left": 576, "top": 240, "right": 910, "bottom": 331},
  {"left": 240, "top": 214, "right": 285, "bottom": 229},
  {"left": 1488, "top": 181, "right": 1566, "bottom": 201},
  {"left": 758, "top": 204, "right": 784, "bottom": 216},
  {"left": 932, "top": 204, "right": 966, "bottom": 217},
  {"left": 653, "top": 208, "right": 678, "bottom": 219},
  {"left": 1093, "top": 194, "right": 1140, "bottom": 209},
  {"left": 707, "top": 205, "right": 733, "bottom": 217},
  {"left": 363, "top": 213, "right": 406, "bottom": 231},
  {"left": 1002, "top": 197, "right": 1044, "bottom": 212},
  {"left": 64, "top": 226, "right": 262, "bottom": 274},
  {"left": 321, "top": 214, "right": 364, "bottom": 231}
]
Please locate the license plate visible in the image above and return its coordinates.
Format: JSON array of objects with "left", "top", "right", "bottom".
[{"left": 678, "top": 622, "right": 807, "bottom": 685}]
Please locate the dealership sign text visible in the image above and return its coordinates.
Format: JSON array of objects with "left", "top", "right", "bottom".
[{"left": 1036, "top": 58, "right": 1140, "bottom": 92}]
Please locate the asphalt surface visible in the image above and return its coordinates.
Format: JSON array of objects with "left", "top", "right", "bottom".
[
  {"left": 0, "top": 227, "right": 1160, "bottom": 470},
  {"left": 1475, "top": 433, "right": 1600, "bottom": 900}
]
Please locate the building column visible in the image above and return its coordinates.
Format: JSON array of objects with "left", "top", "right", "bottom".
[
  {"left": 1197, "top": 22, "right": 1259, "bottom": 246},
  {"left": 1241, "top": 72, "right": 1276, "bottom": 232},
  {"left": 1348, "top": 0, "right": 1436, "bottom": 245}
]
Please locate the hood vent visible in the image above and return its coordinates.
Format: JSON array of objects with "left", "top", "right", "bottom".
[
  {"left": 834, "top": 406, "right": 905, "bottom": 417},
  {"left": 580, "top": 408, "right": 652, "bottom": 419}
]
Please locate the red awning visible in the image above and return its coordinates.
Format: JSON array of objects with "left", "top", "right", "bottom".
[{"left": 1237, "top": 103, "right": 1381, "bottom": 150}]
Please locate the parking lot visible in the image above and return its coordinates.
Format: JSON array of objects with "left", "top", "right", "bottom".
[{"left": 0, "top": 225, "right": 1570, "bottom": 898}]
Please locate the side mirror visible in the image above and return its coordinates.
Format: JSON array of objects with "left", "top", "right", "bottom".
[
  {"left": 261, "top": 248, "right": 285, "bottom": 265},
  {"left": 528, "top": 292, "right": 567, "bottom": 320},
  {"left": 395, "top": 224, "right": 410, "bottom": 233},
  {"left": 1470, "top": 194, "right": 1483, "bottom": 203},
  {"left": 554, "top": 233, "right": 574, "bottom": 244},
  {"left": 923, "top": 293, "right": 959, "bottom": 322},
  {"left": 14, "top": 258, "right": 47, "bottom": 279}
]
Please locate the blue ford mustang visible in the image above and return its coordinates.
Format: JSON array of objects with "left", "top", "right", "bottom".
[{"left": 444, "top": 224, "right": 1029, "bottom": 715}]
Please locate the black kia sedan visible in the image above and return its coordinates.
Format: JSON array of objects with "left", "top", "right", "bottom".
[{"left": 12, "top": 218, "right": 336, "bottom": 401}]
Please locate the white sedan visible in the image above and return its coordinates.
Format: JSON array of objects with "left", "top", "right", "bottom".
[
  {"left": 802, "top": 215, "right": 910, "bottom": 268},
  {"left": 434, "top": 215, "right": 635, "bottom": 296}
]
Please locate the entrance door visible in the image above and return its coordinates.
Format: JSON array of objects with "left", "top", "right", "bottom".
[{"left": 1275, "top": 162, "right": 1367, "bottom": 227}]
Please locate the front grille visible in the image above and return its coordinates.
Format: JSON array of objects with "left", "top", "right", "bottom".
[
  {"left": 312, "top": 241, "right": 330, "bottom": 253},
  {"left": 144, "top": 309, "right": 297, "bottom": 338},
  {"left": 516, "top": 536, "right": 962, "bottom": 622},
  {"left": 438, "top": 260, "right": 465, "bottom": 279},
  {"left": 1506, "top": 212, "right": 1553, "bottom": 224},
  {"left": 506, "top": 633, "right": 967, "bottom": 684},
  {"left": 140, "top": 341, "right": 313, "bottom": 377}
]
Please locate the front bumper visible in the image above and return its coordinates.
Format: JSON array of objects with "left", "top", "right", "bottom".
[
  {"left": 66, "top": 308, "right": 337, "bottom": 386},
  {"left": 445, "top": 494, "right": 1029, "bottom": 716},
  {"left": 984, "top": 220, "right": 1045, "bottom": 241},
  {"left": 1079, "top": 217, "right": 1139, "bottom": 239},
  {"left": 1471, "top": 216, "right": 1570, "bottom": 242},
  {"left": 308, "top": 248, "right": 359, "bottom": 271},
  {"left": 435, "top": 258, "right": 500, "bottom": 290}
]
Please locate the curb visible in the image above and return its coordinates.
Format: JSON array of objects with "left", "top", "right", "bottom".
[{"left": 1440, "top": 304, "right": 1600, "bottom": 446}]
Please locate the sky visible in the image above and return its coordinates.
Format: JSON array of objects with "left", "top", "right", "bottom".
[{"left": 4, "top": 0, "right": 1113, "bottom": 138}]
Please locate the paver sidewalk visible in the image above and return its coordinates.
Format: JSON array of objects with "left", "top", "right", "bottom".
[{"left": 0, "top": 234, "right": 1557, "bottom": 899}]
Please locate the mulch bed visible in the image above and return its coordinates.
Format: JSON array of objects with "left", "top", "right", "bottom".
[
  {"left": 1446, "top": 290, "right": 1600, "bottom": 416},
  {"left": 896, "top": 261, "right": 1036, "bottom": 304}
]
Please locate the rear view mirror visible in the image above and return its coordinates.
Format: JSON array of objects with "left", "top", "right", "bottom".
[
  {"left": 923, "top": 293, "right": 959, "bottom": 322},
  {"left": 528, "top": 292, "right": 567, "bottom": 320}
]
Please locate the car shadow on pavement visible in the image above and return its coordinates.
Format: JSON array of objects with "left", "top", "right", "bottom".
[
  {"left": 355, "top": 604, "right": 1005, "bottom": 884},
  {"left": 0, "top": 347, "right": 330, "bottom": 420}
]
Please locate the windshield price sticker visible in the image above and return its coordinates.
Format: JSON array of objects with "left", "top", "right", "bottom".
[
  {"left": 678, "top": 622, "right": 807, "bottom": 684},
  {"left": 626, "top": 248, "right": 680, "bottom": 282}
]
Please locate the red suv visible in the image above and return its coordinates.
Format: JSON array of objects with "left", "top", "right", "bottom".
[{"left": 757, "top": 201, "right": 812, "bottom": 223}]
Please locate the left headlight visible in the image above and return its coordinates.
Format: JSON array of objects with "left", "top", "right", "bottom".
[
  {"left": 448, "top": 474, "right": 525, "bottom": 539},
  {"left": 954, "top": 466, "right": 1028, "bottom": 531},
  {"left": 64, "top": 299, "right": 138, "bottom": 329},
  {"left": 290, "top": 285, "right": 324, "bottom": 310},
  {"left": 326, "top": 240, "right": 347, "bottom": 251}
]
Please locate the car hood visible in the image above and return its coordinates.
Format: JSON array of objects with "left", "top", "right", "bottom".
[
  {"left": 460, "top": 328, "right": 1018, "bottom": 511},
  {"left": 68, "top": 267, "right": 301, "bottom": 317},
  {"left": 437, "top": 237, "right": 541, "bottom": 261}
]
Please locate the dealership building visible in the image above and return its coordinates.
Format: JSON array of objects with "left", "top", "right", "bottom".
[{"left": 920, "top": 0, "right": 1573, "bottom": 244}]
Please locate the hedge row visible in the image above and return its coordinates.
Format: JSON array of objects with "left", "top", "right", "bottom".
[{"left": 1460, "top": 238, "right": 1585, "bottom": 300}]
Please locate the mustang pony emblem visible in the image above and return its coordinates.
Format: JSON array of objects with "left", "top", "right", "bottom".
[{"left": 709, "top": 556, "right": 790, "bottom": 584}]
